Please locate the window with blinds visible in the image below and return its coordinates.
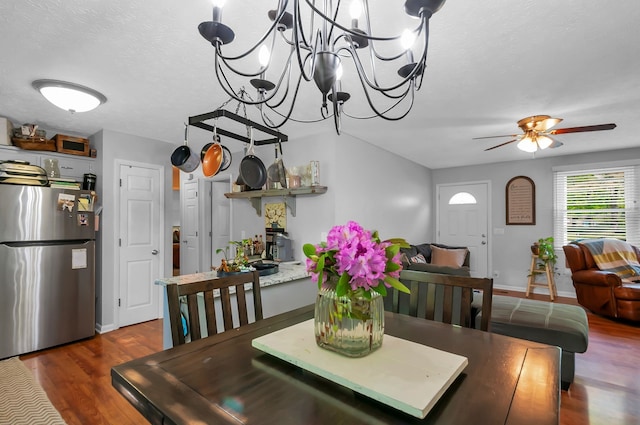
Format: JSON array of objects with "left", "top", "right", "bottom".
[{"left": 554, "top": 165, "right": 639, "bottom": 246}]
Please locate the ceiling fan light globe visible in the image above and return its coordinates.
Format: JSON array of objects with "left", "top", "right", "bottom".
[
  {"left": 537, "top": 135, "right": 553, "bottom": 149},
  {"left": 517, "top": 138, "right": 538, "bottom": 153}
]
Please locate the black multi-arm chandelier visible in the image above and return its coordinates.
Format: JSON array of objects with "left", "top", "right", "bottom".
[{"left": 198, "top": 0, "right": 447, "bottom": 133}]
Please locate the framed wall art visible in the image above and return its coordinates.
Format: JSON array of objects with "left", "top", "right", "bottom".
[{"left": 506, "top": 176, "right": 535, "bottom": 225}]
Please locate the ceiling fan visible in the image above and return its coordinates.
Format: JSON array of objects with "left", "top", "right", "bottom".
[{"left": 474, "top": 115, "right": 617, "bottom": 152}]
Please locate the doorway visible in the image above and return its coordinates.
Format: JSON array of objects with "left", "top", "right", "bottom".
[
  {"left": 117, "top": 161, "right": 164, "bottom": 327},
  {"left": 436, "top": 182, "right": 490, "bottom": 278},
  {"left": 211, "top": 176, "right": 232, "bottom": 269},
  {"left": 180, "top": 179, "right": 200, "bottom": 274}
]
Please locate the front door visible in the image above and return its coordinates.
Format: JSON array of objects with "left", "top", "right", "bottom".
[
  {"left": 118, "top": 162, "right": 163, "bottom": 327},
  {"left": 437, "top": 182, "right": 490, "bottom": 278}
]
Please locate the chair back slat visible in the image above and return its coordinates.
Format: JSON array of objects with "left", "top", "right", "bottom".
[
  {"left": 166, "top": 271, "right": 263, "bottom": 347},
  {"left": 220, "top": 286, "right": 234, "bottom": 331},
  {"left": 236, "top": 284, "right": 249, "bottom": 326},
  {"left": 390, "top": 270, "right": 493, "bottom": 331},
  {"left": 203, "top": 291, "right": 217, "bottom": 336}
]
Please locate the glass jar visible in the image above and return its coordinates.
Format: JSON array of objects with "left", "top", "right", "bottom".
[{"left": 314, "top": 287, "right": 384, "bottom": 357}]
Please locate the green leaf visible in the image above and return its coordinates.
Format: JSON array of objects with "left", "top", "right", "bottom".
[
  {"left": 385, "top": 244, "right": 400, "bottom": 257},
  {"left": 386, "top": 261, "right": 401, "bottom": 272},
  {"left": 336, "top": 273, "right": 350, "bottom": 297},
  {"left": 386, "top": 238, "right": 410, "bottom": 248},
  {"left": 372, "top": 284, "right": 387, "bottom": 297},
  {"left": 302, "top": 243, "right": 317, "bottom": 258},
  {"left": 385, "top": 276, "right": 410, "bottom": 294},
  {"left": 316, "top": 255, "right": 325, "bottom": 273}
]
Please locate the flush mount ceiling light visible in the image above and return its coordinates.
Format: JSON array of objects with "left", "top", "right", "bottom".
[
  {"left": 32, "top": 79, "right": 107, "bottom": 113},
  {"left": 198, "top": 0, "right": 447, "bottom": 133}
]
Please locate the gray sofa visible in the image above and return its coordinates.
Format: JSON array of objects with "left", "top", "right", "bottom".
[{"left": 399, "top": 243, "right": 471, "bottom": 277}]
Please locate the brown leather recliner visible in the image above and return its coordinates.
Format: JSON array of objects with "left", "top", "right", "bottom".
[{"left": 563, "top": 243, "right": 640, "bottom": 321}]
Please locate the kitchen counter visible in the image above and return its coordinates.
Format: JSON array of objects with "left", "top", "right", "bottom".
[
  {"left": 156, "top": 263, "right": 315, "bottom": 349},
  {"left": 155, "top": 263, "right": 309, "bottom": 289}
]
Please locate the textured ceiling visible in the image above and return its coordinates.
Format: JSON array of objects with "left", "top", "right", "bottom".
[{"left": 1, "top": 1, "right": 639, "bottom": 169}]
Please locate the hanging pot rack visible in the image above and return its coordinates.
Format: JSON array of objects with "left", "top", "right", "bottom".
[{"left": 188, "top": 109, "right": 288, "bottom": 146}]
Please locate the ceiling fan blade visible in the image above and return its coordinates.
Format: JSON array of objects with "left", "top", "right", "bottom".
[
  {"left": 549, "top": 123, "right": 616, "bottom": 135},
  {"left": 473, "top": 134, "right": 519, "bottom": 140},
  {"left": 485, "top": 138, "right": 518, "bottom": 151}
]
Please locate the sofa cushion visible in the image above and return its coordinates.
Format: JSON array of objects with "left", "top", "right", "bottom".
[
  {"left": 430, "top": 245, "right": 468, "bottom": 268},
  {"left": 475, "top": 294, "right": 589, "bottom": 354}
]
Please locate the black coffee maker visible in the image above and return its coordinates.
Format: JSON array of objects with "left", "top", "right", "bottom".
[
  {"left": 82, "top": 173, "right": 97, "bottom": 190},
  {"left": 265, "top": 227, "right": 285, "bottom": 260}
]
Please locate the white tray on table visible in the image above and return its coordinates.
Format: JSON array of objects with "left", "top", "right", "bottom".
[{"left": 251, "top": 319, "right": 468, "bottom": 419}]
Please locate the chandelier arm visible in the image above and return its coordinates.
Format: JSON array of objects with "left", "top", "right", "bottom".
[
  {"left": 326, "top": 0, "right": 343, "bottom": 47},
  {"left": 340, "top": 44, "right": 423, "bottom": 94},
  {"left": 215, "top": 16, "right": 281, "bottom": 62},
  {"left": 264, "top": 57, "right": 296, "bottom": 109},
  {"left": 215, "top": 45, "right": 268, "bottom": 79},
  {"left": 303, "top": 0, "right": 408, "bottom": 43},
  {"left": 296, "top": 29, "right": 325, "bottom": 84},
  {"left": 258, "top": 74, "right": 308, "bottom": 129},
  {"left": 293, "top": 0, "right": 314, "bottom": 52},
  {"left": 364, "top": 19, "right": 426, "bottom": 62},
  {"left": 215, "top": 56, "right": 269, "bottom": 106},
  {"left": 348, "top": 66, "right": 415, "bottom": 119},
  {"left": 360, "top": 80, "right": 416, "bottom": 121}
]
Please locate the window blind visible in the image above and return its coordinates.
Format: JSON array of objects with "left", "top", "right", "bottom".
[{"left": 553, "top": 165, "right": 639, "bottom": 247}]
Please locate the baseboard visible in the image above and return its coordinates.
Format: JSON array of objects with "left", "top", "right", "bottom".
[
  {"left": 96, "top": 323, "right": 116, "bottom": 334},
  {"left": 493, "top": 283, "right": 576, "bottom": 299}
]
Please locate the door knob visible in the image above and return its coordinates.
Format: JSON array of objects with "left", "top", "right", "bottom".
[
  {"left": 151, "top": 249, "right": 159, "bottom": 255},
  {"left": 481, "top": 241, "right": 487, "bottom": 245}
]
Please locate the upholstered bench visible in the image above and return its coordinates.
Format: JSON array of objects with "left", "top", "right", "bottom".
[{"left": 474, "top": 294, "right": 589, "bottom": 390}]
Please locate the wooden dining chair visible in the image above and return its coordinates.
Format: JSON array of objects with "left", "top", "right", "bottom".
[
  {"left": 166, "top": 271, "right": 263, "bottom": 347},
  {"left": 389, "top": 270, "right": 493, "bottom": 331}
]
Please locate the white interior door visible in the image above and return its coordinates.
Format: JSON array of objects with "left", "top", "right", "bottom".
[
  {"left": 118, "top": 163, "right": 163, "bottom": 327},
  {"left": 437, "top": 182, "right": 490, "bottom": 278},
  {"left": 181, "top": 180, "right": 200, "bottom": 274},
  {"left": 211, "top": 178, "right": 232, "bottom": 268}
]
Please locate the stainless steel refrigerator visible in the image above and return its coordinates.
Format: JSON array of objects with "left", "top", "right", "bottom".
[{"left": 0, "top": 185, "right": 96, "bottom": 359}]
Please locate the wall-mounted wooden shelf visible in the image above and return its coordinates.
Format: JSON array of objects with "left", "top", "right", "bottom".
[{"left": 224, "top": 186, "right": 328, "bottom": 216}]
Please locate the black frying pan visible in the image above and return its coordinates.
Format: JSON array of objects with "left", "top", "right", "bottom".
[{"left": 239, "top": 128, "right": 267, "bottom": 189}]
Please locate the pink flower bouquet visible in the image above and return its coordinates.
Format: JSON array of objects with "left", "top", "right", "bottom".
[{"left": 303, "top": 221, "right": 410, "bottom": 299}]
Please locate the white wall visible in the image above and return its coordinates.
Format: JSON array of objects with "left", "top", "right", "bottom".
[
  {"left": 432, "top": 146, "right": 640, "bottom": 296},
  {"left": 226, "top": 131, "right": 433, "bottom": 260},
  {"left": 183, "top": 129, "right": 433, "bottom": 272},
  {"left": 93, "top": 129, "right": 175, "bottom": 330}
]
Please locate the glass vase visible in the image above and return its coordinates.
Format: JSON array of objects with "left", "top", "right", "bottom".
[{"left": 314, "top": 287, "right": 384, "bottom": 357}]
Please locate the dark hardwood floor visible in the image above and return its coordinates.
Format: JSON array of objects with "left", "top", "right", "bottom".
[{"left": 20, "top": 293, "right": 640, "bottom": 425}]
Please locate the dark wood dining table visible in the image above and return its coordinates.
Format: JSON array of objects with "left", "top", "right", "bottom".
[{"left": 111, "top": 305, "right": 560, "bottom": 425}]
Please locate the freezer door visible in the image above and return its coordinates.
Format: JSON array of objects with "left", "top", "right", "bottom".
[
  {"left": 0, "top": 185, "right": 95, "bottom": 242},
  {"left": 0, "top": 240, "right": 95, "bottom": 359}
]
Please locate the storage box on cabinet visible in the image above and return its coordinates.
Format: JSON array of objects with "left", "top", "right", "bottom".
[{"left": 53, "top": 155, "right": 94, "bottom": 180}]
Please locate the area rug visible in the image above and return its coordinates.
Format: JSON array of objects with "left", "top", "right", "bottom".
[{"left": 0, "top": 357, "right": 66, "bottom": 425}]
